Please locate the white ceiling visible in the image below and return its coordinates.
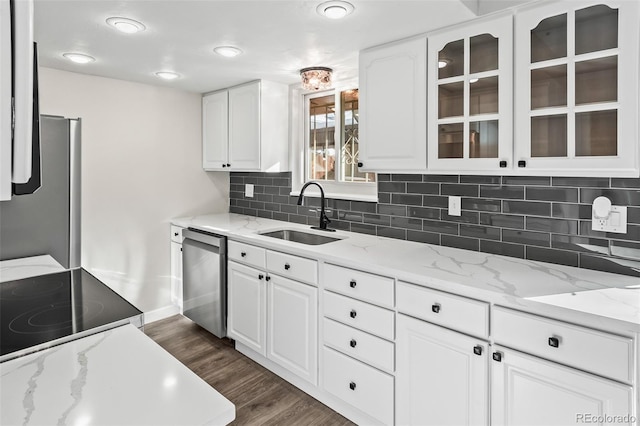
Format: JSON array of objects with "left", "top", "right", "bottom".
[{"left": 33, "top": 0, "right": 524, "bottom": 94}]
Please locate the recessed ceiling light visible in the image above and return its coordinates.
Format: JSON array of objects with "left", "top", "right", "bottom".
[
  {"left": 155, "top": 71, "right": 180, "bottom": 80},
  {"left": 317, "top": 1, "right": 354, "bottom": 19},
  {"left": 213, "top": 46, "right": 243, "bottom": 58},
  {"left": 63, "top": 53, "right": 95, "bottom": 64},
  {"left": 106, "top": 17, "right": 146, "bottom": 34}
]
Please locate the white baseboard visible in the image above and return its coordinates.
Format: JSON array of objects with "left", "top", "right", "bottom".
[{"left": 144, "top": 305, "right": 180, "bottom": 324}]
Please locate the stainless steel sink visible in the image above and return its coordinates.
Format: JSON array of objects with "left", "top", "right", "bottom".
[{"left": 259, "top": 229, "right": 341, "bottom": 245}]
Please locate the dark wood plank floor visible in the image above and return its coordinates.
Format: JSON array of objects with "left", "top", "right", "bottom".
[{"left": 144, "top": 315, "right": 354, "bottom": 426}]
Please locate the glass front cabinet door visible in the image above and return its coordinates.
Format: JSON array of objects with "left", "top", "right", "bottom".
[
  {"left": 514, "top": 0, "right": 639, "bottom": 176},
  {"left": 427, "top": 14, "right": 513, "bottom": 172}
]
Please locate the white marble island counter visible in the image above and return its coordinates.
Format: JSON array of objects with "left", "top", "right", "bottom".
[
  {"left": 173, "top": 213, "right": 640, "bottom": 334},
  {"left": 0, "top": 324, "right": 235, "bottom": 426}
]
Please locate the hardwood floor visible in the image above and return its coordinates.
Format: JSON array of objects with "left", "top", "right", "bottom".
[{"left": 144, "top": 315, "right": 354, "bottom": 426}]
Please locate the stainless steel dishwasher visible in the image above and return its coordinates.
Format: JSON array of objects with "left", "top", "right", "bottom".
[{"left": 182, "top": 228, "right": 227, "bottom": 338}]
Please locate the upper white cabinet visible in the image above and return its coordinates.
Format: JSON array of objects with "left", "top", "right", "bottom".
[
  {"left": 359, "top": 36, "right": 427, "bottom": 172},
  {"left": 202, "top": 80, "right": 289, "bottom": 172},
  {"left": 514, "top": 0, "right": 639, "bottom": 176},
  {"left": 427, "top": 13, "right": 513, "bottom": 172}
]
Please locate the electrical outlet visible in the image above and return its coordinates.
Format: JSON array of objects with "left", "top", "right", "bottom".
[
  {"left": 245, "top": 184, "right": 254, "bottom": 198},
  {"left": 592, "top": 205, "right": 627, "bottom": 233},
  {"left": 448, "top": 195, "right": 461, "bottom": 216}
]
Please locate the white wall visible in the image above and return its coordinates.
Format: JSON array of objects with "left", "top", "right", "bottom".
[{"left": 39, "top": 67, "right": 229, "bottom": 313}]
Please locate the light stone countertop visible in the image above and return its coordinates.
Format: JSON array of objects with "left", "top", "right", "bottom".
[
  {"left": 0, "top": 255, "right": 65, "bottom": 283},
  {"left": 173, "top": 213, "right": 640, "bottom": 334},
  {"left": 0, "top": 324, "right": 235, "bottom": 426}
]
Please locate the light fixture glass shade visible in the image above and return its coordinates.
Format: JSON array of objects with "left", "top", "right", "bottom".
[
  {"left": 300, "top": 67, "right": 333, "bottom": 91},
  {"left": 63, "top": 53, "right": 95, "bottom": 64},
  {"left": 106, "top": 17, "right": 146, "bottom": 34}
]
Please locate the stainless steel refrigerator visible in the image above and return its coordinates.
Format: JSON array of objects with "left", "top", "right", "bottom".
[{"left": 0, "top": 115, "right": 80, "bottom": 268}]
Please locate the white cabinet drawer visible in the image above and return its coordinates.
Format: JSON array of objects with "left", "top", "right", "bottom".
[
  {"left": 323, "top": 318, "right": 394, "bottom": 373},
  {"left": 170, "top": 225, "right": 184, "bottom": 243},
  {"left": 324, "top": 291, "right": 394, "bottom": 340},
  {"left": 397, "top": 281, "right": 489, "bottom": 338},
  {"left": 322, "top": 347, "right": 394, "bottom": 425},
  {"left": 493, "top": 306, "right": 634, "bottom": 383},
  {"left": 324, "top": 264, "right": 394, "bottom": 308},
  {"left": 266, "top": 250, "right": 317, "bottom": 286},
  {"left": 228, "top": 241, "right": 266, "bottom": 269}
]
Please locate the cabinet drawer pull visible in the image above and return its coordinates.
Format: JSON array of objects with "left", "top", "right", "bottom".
[
  {"left": 473, "top": 345, "right": 483, "bottom": 356},
  {"left": 258, "top": 274, "right": 264, "bottom": 280},
  {"left": 349, "top": 310, "right": 357, "bottom": 319},
  {"left": 174, "top": 232, "right": 179, "bottom": 237},
  {"left": 349, "top": 381, "right": 356, "bottom": 391},
  {"left": 499, "top": 160, "right": 507, "bottom": 168},
  {"left": 548, "top": 336, "right": 560, "bottom": 348},
  {"left": 349, "top": 279, "right": 357, "bottom": 288},
  {"left": 492, "top": 352, "right": 502, "bottom": 362},
  {"left": 265, "top": 276, "right": 271, "bottom": 281},
  {"left": 226, "top": 163, "right": 231, "bottom": 167},
  {"left": 357, "top": 162, "right": 363, "bottom": 168},
  {"left": 240, "top": 251, "right": 247, "bottom": 257},
  {"left": 284, "top": 263, "right": 291, "bottom": 270},
  {"left": 517, "top": 160, "right": 527, "bottom": 168},
  {"left": 431, "top": 303, "right": 441, "bottom": 314},
  {"left": 222, "top": 164, "right": 227, "bottom": 168},
  {"left": 350, "top": 339, "right": 357, "bottom": 348}
]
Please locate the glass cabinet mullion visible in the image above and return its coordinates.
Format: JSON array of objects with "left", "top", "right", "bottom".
[
  {"left": 463, "top": 37, "right": 470, "bottom": 160},
  {"left": 566, "top": 8, "right": 576, "bottom": 159}
]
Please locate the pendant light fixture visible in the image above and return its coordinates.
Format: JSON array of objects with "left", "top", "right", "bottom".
[{"left": 300, "top": 67, "right": 333, "bottom": 91}]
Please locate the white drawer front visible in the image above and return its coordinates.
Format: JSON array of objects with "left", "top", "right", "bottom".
[
  {"left": 493, "top": 306, "right": 634, "bottom": 383},
  {"left": 228, "top": 241, "right": 266, "bottom": 269},
  {"left": 324, "top": 291, "right": 394, "bottom": 340},
  {"left": 323, "top": 318, "right": 394, "bottom": 373},
  {"left": 170, "top": 225, "right": 184, "bottom": 243},
  {"left": 322, "top": 347, "right": 394, "bottom": 425},
  {"left": 397, "top": 281, "right": 489, "bottom": 338},
  {"left": 266, "top": 250, "right": 318, "bottom": 285},
  {"left": 324, "top": 263, "right": 394, "bottom": 308}
]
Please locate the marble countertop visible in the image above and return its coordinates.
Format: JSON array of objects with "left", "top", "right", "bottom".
[
  {"left": 173, "top": 213, "right": 640, "bottom": 333},
  {"left": 1, "top": 324, "right": 235, "bottom": 426},
  {"left": 0, "top": 255, "right": 65, "bottom": 283}
]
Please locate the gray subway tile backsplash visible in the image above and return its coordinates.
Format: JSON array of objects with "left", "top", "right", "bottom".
[{"left": 229, "top": 172, "right": 640, "bottom": 277}]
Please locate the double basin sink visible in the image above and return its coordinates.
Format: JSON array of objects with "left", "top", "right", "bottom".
[{"left": 259, "top": 229, "right": 341, "bottom": 246}]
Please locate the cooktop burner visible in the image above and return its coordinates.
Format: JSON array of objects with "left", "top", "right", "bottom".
[{"left": 1, "top": 268, "right": 143, "bottom": 362}]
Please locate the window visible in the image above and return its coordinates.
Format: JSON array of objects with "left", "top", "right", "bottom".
[{"left": 294, "top": 87, "right": 377, "bottom": 201}]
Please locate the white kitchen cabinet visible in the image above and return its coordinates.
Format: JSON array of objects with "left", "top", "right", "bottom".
[
  {"left": 227, "top": 241, "right": 318, "bottom": 385},
  {"left": 396, "top": 314, "right": 489, "bottom": 426},
  {"left": 358, "top": 36, "right": 427, "bottom": 172},
  {"left": 491, "top": 345, "right": 633, "bottom": 426},
  {"left": 267, "top": 274, "right": 318, "bottom": 385},
  {"left": 0, "top": 0, "right": 12, "bottom": 201},
  {"left": 227, "top": 261, "right": 267, "bottom": 356},
  {"left": 514, "top": 0, "right": 639, "bottom": 176},
  {"left": 170, "top": 225, "right": 184, "bottom": 313},
  {"left": 427, "top": 13, "right": 513, "bottom": 173},
  {"left": 202, "top": 80, "right": 289, "bottom": 172}
]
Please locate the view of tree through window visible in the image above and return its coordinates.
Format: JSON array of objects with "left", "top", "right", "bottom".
[{"left": 307, "top": 89, "right": 375, "bottom": 184}]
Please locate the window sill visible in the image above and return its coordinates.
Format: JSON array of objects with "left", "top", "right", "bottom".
[{"left": 289, "top": 190, "right": 378, "bottom": 203}]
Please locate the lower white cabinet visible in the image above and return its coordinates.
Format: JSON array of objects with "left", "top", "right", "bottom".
[
  {"left": 322, "top": 346, "right": 394, "bottom": 425},
  {"left": 170, "top": 225, "right": 184, "bottom": 313},
  {"left": 396, "top": 314, "right": 489, "bottom": 426},
  {"left": 491, "top": 345, "right": 633, "bottom": 426},
  {"left": 267, "top": 274, "right": 318, "bottom": 385},
  {"left": 227, "top": 261, "right": 267, "bottom": 356},
  {"left": 227, "top": 257, "right": 318, "bottom": 385}
]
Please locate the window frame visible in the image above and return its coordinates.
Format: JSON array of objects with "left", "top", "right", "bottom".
[{"left": 289, "top": 79, "right": 378, "bottom": 202}]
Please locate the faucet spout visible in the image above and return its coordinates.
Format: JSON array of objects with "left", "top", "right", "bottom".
[{"left": 297, "top": 182, "right": 335, "bottom": 232}]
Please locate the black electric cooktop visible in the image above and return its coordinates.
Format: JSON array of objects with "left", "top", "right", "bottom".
[{"left": 0, "top": 268, "right": 143, "bottom": 362}]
